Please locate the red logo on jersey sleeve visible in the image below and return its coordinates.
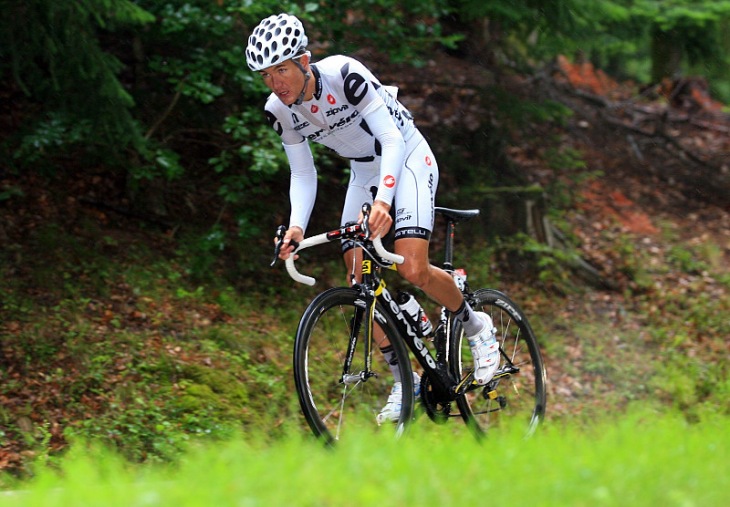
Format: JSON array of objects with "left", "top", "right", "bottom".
[
  {"left": 327, "top": 94, "right": 336, "bottom": 104},
  {"left": 384, "top": 175, "right": 396, "bottom": 188},
  {"left": 425, "top": 155, "right": 433, "bottom": 166},
  {"left": 311, "top": 105, "right": 319, "bottom": 114}
]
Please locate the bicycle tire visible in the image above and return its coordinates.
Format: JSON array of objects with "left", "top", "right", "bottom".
[
  {"left": 293, "top": 286, "right": 415, "bottom": 444},
  {"left": 450, "top": 288, "right": 547, "bottom": 437}
]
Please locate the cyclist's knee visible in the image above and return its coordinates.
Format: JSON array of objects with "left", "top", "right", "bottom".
[{"left": 399, "top": 262, "right": 431, "bottom": 288}]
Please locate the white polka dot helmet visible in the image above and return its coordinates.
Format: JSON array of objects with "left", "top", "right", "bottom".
[{"left": 246, "top": 13, "right": 309, "bottom": 71}]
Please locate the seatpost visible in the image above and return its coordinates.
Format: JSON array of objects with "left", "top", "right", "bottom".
[{"left": 443, "top": 219, "right": 456, "bottom": 271}]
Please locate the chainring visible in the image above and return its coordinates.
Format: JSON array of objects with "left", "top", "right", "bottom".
[{"left": 420, "top": 373, "right": 452, "bottom": 424}]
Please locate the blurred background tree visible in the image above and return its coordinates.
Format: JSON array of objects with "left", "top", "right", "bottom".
[{"left": 446, "top": 0, "right": 730, "bottom": 97}]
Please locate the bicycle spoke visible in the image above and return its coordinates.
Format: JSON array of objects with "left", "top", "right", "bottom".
[
  {"left": 293, "top": 287, "right": 414, "bottom": 444},
  {"left": 451, "top": 289, "right": 547, "bottom": 437},
  {"left": 333, "top": 383, "right": 350, "bottom": 440}
]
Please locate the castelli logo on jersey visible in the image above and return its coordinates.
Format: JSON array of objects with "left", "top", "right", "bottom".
[
  {"left": 384, "top": 175, "right": 396, "bottom": 188},
  {"left": 311, "top": 105, "right": 319, "bottom": 114},
  {"left": 327, "top": 94, "right": 336, "bottom": 105},
  {"left": 425, "top": 156, "right": 432, "bottom": 166}
]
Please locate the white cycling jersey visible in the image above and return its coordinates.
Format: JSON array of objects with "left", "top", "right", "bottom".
[{"left": 264, "top": 55, "right": 439, "bottom": 245}]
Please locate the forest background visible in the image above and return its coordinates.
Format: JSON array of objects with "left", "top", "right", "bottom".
[{"left": 0, "top": 0, "right": 729, "bottom": 477}]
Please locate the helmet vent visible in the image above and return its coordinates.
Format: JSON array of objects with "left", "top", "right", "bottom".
[{"left": 246, "top": 13, "right": 308, "bottom": 71}]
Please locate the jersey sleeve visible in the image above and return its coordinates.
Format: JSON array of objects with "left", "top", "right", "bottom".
[
  {"left": 361, "top": 103, "right": 405, "bottom": 206},
  {"left": 283, "top": 140, "right": 317, "bottom": 234},
  {"left": 264, "top": 97, "right": 317, "bottom": 232},
  {"left": 340, "top": 58, "right": 405, "bottom": 207}
]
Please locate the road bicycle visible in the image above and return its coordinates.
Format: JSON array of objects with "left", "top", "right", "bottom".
[{"left": 273, "top": 204, "right": 547, "bottom": 444}]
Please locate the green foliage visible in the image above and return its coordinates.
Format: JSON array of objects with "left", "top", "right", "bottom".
[
  {"left": 0, "top": 0, "right": 155, "bottom": 164},
  {"left": 7, "top": 413, "right": 730, "bottom": 505},
  {"left": 183, "top": 226, "right": 229, "bottom": 280},
  {"left": 632, "top": 0, "right": 730, "bottom": 33},
  {"left": 12, "top": 114, "right": 93, "bottom": 166},
  {"left": 448, "top": 0, "right": 730, "bottom": 100},
  {"left": 611, "top": 234, "right": 654, "bottom": 292},
  {"left": 667, "top": 245, "right": 708, "bottom": 275},
  {"left": 496, "top": 232, "right": 589, "bottom": 293},
  {"left": 595, "top": 1, "right": 730, "bottom": 95},
  {"left": 0, "top": 220, "right": 307, "bottom": 471},
  {"left": 210, "top": 110, "right": 290, "bottom": 219},
  {"left": 491, "top": 87, "right": 574, "bottom": 128},
  {"left": 652, "top": 356, "right": 729, "bottom": 420},
  {"left": 2, "top": 0, "right": 462, "bottom": 265},
  {"left": 458, "top": 0, "right": 577, "bottom": 28},
  {"left": 301, "top": 0, "right": 462, "bottom": 64},
  {"left": 170, "top": 364, "right": 249, "bottom": 430},
  {"left": 146, "top": 6, "right": 231, "bottom": 105},
  {"left": 543, "top": 145, "right": 600, "bottom": 211},
  {"left": 643, "top": 288, "right": 730, "bottom": 347},
  {"left": 0, "top": 184, "right": 24, "bottom": 203},
  {"left": 453, "top": 0, "right": 590, "bottom": 60},
  {"left": 544, "top": 146, "right": 586, "bottom": 172}
]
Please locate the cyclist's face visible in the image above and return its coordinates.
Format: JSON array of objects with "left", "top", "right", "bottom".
[{"left": 259, "top": 57, "right": 310, "bottom": 105}]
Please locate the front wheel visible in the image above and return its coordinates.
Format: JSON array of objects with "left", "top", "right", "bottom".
[
  {"left": 450, "top": 289, "right": 547, "bottom": 437},
  {"left": 293, "top": 287, "right": 414, "bottom": 444}
]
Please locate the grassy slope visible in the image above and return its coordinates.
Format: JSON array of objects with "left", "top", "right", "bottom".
[{"left": 1, "top": 413, "right": 728, "bottom": 506}]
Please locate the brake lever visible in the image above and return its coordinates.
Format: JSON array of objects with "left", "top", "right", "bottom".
[
  {"left": 271, "top": 225, "right": 300, "bottom": 267},
  {"left": 270, "top": 225, "right": 287, "bottom": 267},
  {"left": 361, "top": 203, "right": 372, "bottom": 239}
]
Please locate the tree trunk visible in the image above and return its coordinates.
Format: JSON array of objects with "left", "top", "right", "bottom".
[{"left": 650, "top": 26, "right": 683, "bottom": 84}]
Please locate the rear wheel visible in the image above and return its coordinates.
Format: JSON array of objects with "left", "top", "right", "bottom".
[
  {"left": 450, "top": 289, "right": 547, "bottom": 437},
  {"left": 293, "top": 287, "right": 414, "bottom": 444}
]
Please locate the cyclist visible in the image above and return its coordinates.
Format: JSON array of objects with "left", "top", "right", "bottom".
[{"left": 247, "top": 13, "right": 499, "bottom": 423}]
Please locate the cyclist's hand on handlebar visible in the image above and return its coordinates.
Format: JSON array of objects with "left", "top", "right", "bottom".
[
  {"left": 362, "top": 200, "right": 392, "bottom": 239},
  {"left": 274, "top": 226, "right": 303, "bottom": 261}
]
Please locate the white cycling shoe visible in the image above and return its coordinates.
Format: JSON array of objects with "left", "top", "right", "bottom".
[
  {"left": 376, "top": 372, "right": 421, "bottom": 425},
  {"left": 468, "top": 312, "right": 500, "bottom": 385}
]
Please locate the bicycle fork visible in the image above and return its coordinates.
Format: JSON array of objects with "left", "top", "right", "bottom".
[{"left": 340, "top": 271, "right": 381, "bottom": 386}]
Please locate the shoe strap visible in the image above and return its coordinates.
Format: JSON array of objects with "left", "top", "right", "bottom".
[{"left": 474, "top": 354, "right": 498, "bottom": 368}]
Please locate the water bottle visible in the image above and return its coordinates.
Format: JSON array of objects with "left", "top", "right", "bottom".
[{"left": 397, "top": 291, "right": 433, "bottom": 336}]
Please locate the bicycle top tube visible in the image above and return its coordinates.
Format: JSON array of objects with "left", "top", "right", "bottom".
[{"left": 285, "top": 222, "right": 404, "bottom": 286}]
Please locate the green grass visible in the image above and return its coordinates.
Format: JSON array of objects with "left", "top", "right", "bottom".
[{"left": 1, "top": 410, "right": 727, "bottom": 506}]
